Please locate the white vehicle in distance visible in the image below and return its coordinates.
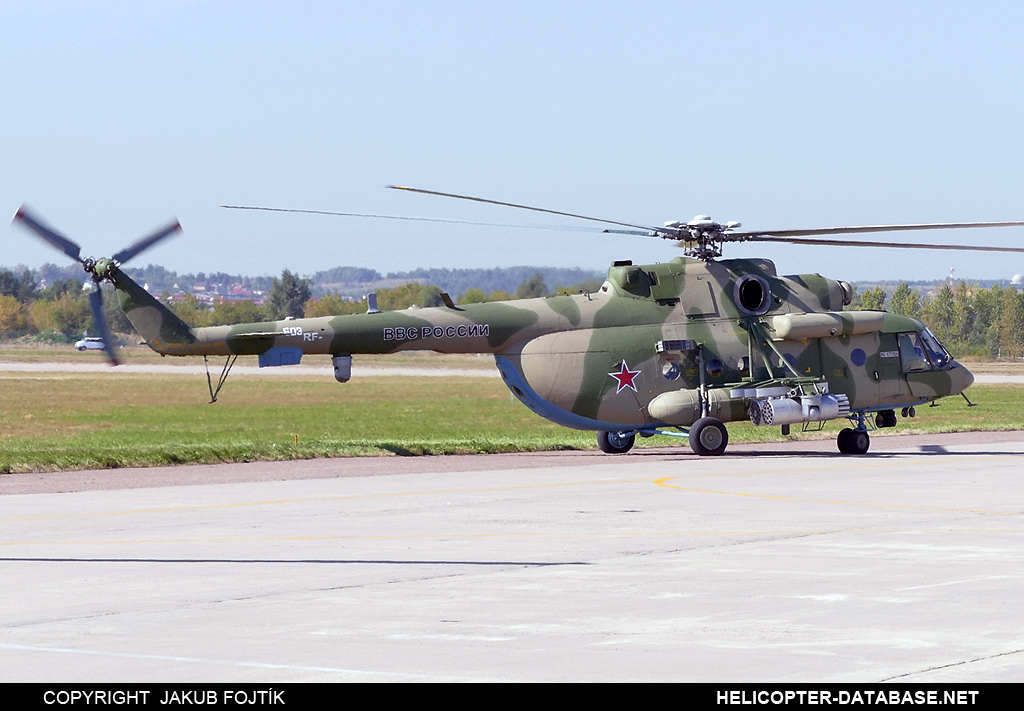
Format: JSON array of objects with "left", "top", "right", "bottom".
[{"left": 74, "top": 337, "right": 106, "bottom": 352}]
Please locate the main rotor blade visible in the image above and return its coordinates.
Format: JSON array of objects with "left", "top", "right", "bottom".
[
  {"left": 88, "top": 288, "right": 120, "bottom": 366},
  {"left": 387, "top": 185, "right": 673, "bottom": 235},
  {"left": 12, "top": 206, "right": 83, "bottom": 263},
  {"left": 112, "top": 220, "right": 182, "bottom": 264},
  {"left": 220, "top": 205, "right": 604, "bottom": 232},
  {"left": 742, "top": 235, "right": 1024, "bottom": 252},
  {"left": 725, "top": 220, "right": 1024, "bottom": 240}
]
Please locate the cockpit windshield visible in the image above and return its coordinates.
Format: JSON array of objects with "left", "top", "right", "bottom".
[{"left": 920, "top": 328, "right": 951, "bottom": 368}]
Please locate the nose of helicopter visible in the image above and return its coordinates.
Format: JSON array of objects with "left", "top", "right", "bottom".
[{"left": 948, "top": 360, "right": 975, "bottom": 395}]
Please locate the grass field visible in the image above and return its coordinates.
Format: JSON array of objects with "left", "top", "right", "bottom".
[{"left": 2, "top": 367, "right": 1023, "bottom": 473}]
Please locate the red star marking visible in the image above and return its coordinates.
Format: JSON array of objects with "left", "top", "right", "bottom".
[{"left": 608, "top": 361, "right": 641, "bottom": 393}]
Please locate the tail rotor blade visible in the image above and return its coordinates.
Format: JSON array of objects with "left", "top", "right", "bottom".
[
  {"left": 112, "top": 219, "right": 182, "bottom": 264},
  {"left": 12, "top": 205, "right": 84, "bottom": 263},
  {"left": 88, "top": 288, "right": 120, "bottom": 366}
]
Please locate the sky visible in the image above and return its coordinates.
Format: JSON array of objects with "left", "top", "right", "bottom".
[{"left": 3, "top": 1, "right": 1024, "bottom": 283}]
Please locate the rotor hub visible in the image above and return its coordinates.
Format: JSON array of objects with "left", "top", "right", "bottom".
[{"left": 91, "top": 257, "right": 118, "bottom": 281}]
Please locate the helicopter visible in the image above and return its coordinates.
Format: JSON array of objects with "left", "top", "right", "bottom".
[{"left": 13, "top": 191, "right": 1024, "bottom": 457}]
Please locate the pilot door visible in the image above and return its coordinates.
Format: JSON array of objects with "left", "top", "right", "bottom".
[{"left": 876, "top": 333, "right": 908, "bottom": 404}]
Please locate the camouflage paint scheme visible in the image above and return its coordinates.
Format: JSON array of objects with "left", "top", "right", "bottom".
[{"left": 104, "top": 254, "right": 974, "bottom": 452}]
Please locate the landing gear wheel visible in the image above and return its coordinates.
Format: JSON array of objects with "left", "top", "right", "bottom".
[
  {"left": 875, "top": 410, "right": 897, "bottom": 428},
  {"left": 837, "top": 428, "right": 870, "bottom": 455},
  {"left": 598, "top": 430, "right": 635, "bottom": 454},
  {"left": 837, "top": 428, "right": 853, "bottom": 453},
  {"left": 689, "top": 417, "right": 729, "bottom": 456}
]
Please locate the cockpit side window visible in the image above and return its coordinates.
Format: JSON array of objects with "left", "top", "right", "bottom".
[
  {"left": 898, "top": 332, "right": 930, "bottom": 372},
  {"left": 920, "top": 328, "right": 951, "bottom": 369}
]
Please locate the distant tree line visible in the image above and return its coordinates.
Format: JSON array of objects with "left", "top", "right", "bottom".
[
  {"left": 0, "top": 270, "right": 97, "bottom": 343},
  {"left": 0, "top": 269, "right": 312, "bottom": 340},
  {"left": 2, "top": 262, "right": 606, "bottom": 303},
  {"left": 303, "top": 273, "right": 603, "bottom": 316},
  {"left": 0, "top": 268, "right": 602, "bottom": 340},
  {"left": 379, "top": 266, "right": 602, "bottom": 299},
  {"left": 851, "top": 282, "right": 1024, "bottom": 357},
  {"left": 17, "top": 262, "right": 277, "bottom": 296}
]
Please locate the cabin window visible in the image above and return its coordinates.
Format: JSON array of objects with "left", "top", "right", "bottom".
[
  {"left": 897, "top": 332, "right": 930, "bottom": 372},
  {"left": 705, "top": 358, "right": 725, "bottom": 378}
]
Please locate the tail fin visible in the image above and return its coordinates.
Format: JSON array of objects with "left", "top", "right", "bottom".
[{"left": 109, "top": 267, "right": 195, "bottom": 353}]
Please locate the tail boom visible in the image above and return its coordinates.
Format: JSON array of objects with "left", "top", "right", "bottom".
[{"left": 110, "top": 268, "right": 196, "bottom": 354}]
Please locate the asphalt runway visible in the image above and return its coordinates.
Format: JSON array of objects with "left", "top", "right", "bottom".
[{"left": 2, "top": 432, "right": 1023, "bottom": 682}]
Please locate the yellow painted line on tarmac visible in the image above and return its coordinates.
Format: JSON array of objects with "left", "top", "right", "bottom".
[
  {"left": 675, "top": 451, "right": 1024, "bottom": 482},
  {"left": 653, "top": 480, "right": 1019, "bottom": 516},
  {"left": 0, "top": 478, "right": 648, "bottom": 523},
  {"left": 3, "top": 451, "right": 1021, "bottom": 524},
  {"left": 655, "top": 452, "right": 1024, "bottom": 516}
]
